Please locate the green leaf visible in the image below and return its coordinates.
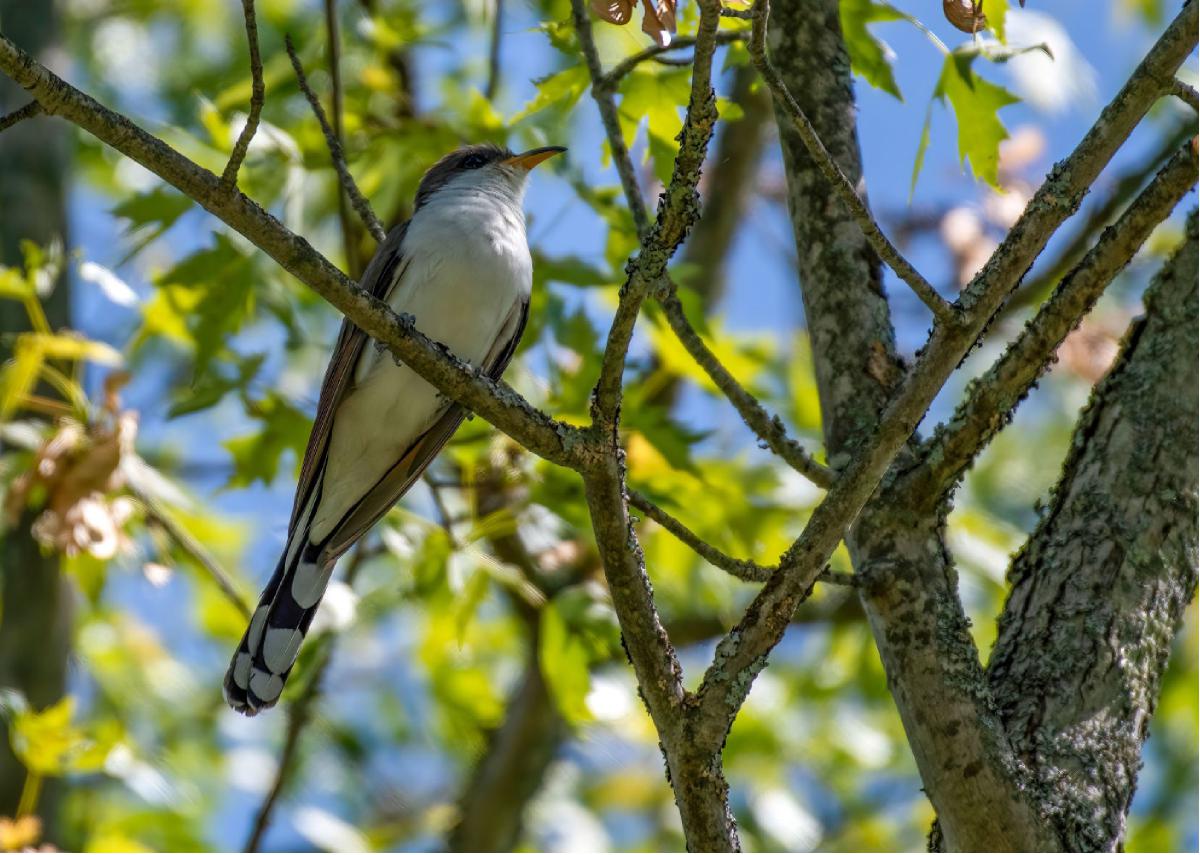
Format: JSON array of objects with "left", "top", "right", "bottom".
[
  {"left": 0, "top": 337, "right": 43, "bottom": 419},
  {"left": 910, "top": 100, "right": 935, "bottom": 199},
  {"left": 616, "top": 68, "right": 691, "bottom": 186},
  {"left": 0, "top": 265, "right": 32, "bottom": 300},
  {"left": 110, "top": 188, "right": 193, "bottom": 260},
  {"left": 981, "top": 0, "right": 1008, "bottom": 42},
  {"left": 168, "top": 352, "right": 264, "bottom": 417},
  {"left": 530, "top": 251, "right": 613, "bottom": 288},
  {"left": 511, "top": 65, "right": 589, "bottom": 124},
  {"left": 139, "top": 235, "right": 256, "bottom": 373},
  {"left": 913, "top": 51, "right": 1019, "bottom": 191},
  {"left": 10, "top": 696, "right": 109, "bottom": 777},
  {"left": 940, "top": 51, "right": 1019, "bottom": 188},
  {"left": 222, "top": 392, "right": 311, "bottom": 488},
  {"left": 538, "top": 600, "right": 593, "bottom": 725},
  {"left": 840, "top": 0, "right": 908, "bottom": 99}
]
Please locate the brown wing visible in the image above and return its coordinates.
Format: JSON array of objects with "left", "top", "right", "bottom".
[
  {"left": 319, "top": 295, "right": 530, "bottom": 560},
  {"left": 289, "top": 223, "right": 410, "bottom": 531}
]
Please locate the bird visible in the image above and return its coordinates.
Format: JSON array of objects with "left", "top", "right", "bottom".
[{"left": 223, "top": 143, "right": 565, "bottom": 715}]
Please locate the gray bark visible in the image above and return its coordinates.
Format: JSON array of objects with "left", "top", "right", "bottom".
[
  {"left": 0, "top": 0, "right": 72, "bottom": 824},
  {"left": 770, "top": 1, "right": 1053, "bottom": 849},
  {"left": 986, "top": 210, "right": 1199, "bottom": 851}
]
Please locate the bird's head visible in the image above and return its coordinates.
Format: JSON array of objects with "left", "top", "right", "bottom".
[{"left": 414, "top": 143, "right": 565, "bottom": 211}]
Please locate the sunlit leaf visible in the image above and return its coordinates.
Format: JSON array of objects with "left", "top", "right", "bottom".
[
  {"left": 840, "top": 0, "right": 908, "bottom": 99},
  {"left": 222, "top": 392, "right": 311, "bottom": 488},
  {"left": 913, "top": 50, "right": 1019, "bottom": 190}
]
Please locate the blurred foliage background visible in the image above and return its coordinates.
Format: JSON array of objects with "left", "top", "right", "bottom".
[{"left": 0, "top": 0, "right": 1194, "bottom": 850}]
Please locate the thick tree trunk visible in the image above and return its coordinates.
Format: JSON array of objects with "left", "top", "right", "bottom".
[
  {"left": 986, "top": 210, "right": 1199, "bottom": 851},
  {"left": 769, "top": 1, "right": 1054, "bottom": 849},
  {"left": 0, "top": 0, "right": 72, "bottom": 826}
]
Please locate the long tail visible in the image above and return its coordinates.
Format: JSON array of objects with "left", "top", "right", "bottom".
[{"left": 223, "top": 492, "right": 335, "bottom": 716}]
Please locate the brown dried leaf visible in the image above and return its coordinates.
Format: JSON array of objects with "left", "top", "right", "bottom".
[
  {"left": 1057, "top": 318, "right": 1124, "bottom": 384},
  {"left": 4, "top": 376, "right": 140, "bottom": 559},
  {"left": 640, "top": 0, "right": 677, "bottom": 47},
  {"left": 593, "top": 0, "right": 634, "bottom": 24},
  {"left": 943, "top": 0, "right": 987, "bottom": 33}
]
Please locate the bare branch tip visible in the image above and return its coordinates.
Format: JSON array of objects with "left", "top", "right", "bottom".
[
  {"left": 286, "top": 32, "right": 386, "bottom": 244},
  {"left": 221, "top": 0, "right": 266, "bottom": 188}
]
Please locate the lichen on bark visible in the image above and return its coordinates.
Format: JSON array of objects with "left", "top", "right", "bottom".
[{"left": 986, "top": 210, "right": 1199, "bottom": 852}]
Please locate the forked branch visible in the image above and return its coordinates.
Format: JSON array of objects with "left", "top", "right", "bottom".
[{"left": 748, "top": 0, "right": 954, "bottom": 323}]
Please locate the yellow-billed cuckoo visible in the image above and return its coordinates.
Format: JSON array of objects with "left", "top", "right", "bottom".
[{"left": 224, "top": 143, "right": 565, "bottom": 714}]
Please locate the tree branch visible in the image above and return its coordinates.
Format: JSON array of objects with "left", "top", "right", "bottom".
[
  {"left": 627, "top": 488, "right": 855, "bottom": 587},
  {"left": 917, "top": 140, "right": 1198, "bottom": 502},
  {"left": 0, "top": 99, "right": 39, "bottom": 133},
  {"left": 484, "top": 0, "right": 503, "bottom": 101},
  {"left": 285, "top": 34, "right": 386, "bottom": 244},
  {"left": 995, "top": 121, "right": 1192, "bottom": 323},
  {"left": 986, "top": 209, "right": 1199, "bottom": 851},
  {"left": 596, "top": 31, "right": 747, "bottom": 93},
  {"left": 221, "top": 0, "right": 265, "bottom": 187},
  {"left": 570, "top": 0, "right": 650, "bottom": 237},
  {"left": 586, "top": 0, "right": 723, "bottom": 430},
  {"left": 130, "top": 481, "right": 251, "bottom": 619},
  {"left": 686, "top": 0, "right": 1196, "bottom": 774},
  {"left": 0, "top": 31, "right": 588, "bottom": 471},
  {"left": 747, "top": 0, "right": 954, "bottom": 323},
  {"left": 659, "top": 290, "right": 833, "bottom": 487}
]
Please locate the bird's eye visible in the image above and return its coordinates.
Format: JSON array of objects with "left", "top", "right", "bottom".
[{"left": 461, "top": 154, "right": 487, "bottom": 169}]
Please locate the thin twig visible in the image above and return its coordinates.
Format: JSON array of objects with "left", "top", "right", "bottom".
[
  {"left": 243, "top": 542, "right": 374, "bottom": 852},
  {"left": 1169, "top": 77, "right": 1199, "bottom": 111},
  {"left": 322, "top": 0, "right": 365, "bottom": 275},
  {"left": 720, "top": 6, "right": 754, "bottom": 19},
  {"left": 0, "top": 100, "right": 41, "bottom": 133},
  {"left": 628, "top": 489, "right": 855, "bottom": 586},
  {"left": 659, "top": 289, "right": 834, "bottom": 487},
  {"left": 222, "top": 0, "right": 266, "bottom": 187},
  {"left": 424, "top": 473, "right": 460, "bottom": 544},
  {"left": 597, "top": 31, "right": 747, "bottom": 93},
  {"left": 747, "top": 0, "right": 955, "bottom": 324},
  {"left": 128, "top": 482, "right": 251, "bottom": 619},
  {"left": 285, "top": 34, "right": 386, "bottom": 244},
  {"left": 587, "top": 0, "right": 724, "bottom": 430},
  {"left": 628, "top": 489, "right": 772, "bottom": 581},
  {"left": 485, "top": 0, "right": 504, "bottom": 100},
  {"left": 571, "top": 0, "right": 651, "bottom": 237}
]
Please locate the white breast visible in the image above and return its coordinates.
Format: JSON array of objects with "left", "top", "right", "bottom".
[{"left": 309, "top": 185, "right": 531, "bottom": 542}]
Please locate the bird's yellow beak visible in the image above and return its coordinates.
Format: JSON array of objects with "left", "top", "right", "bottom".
[{"left": 502, "top": 146, "right": 567, "bottom": 170}]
